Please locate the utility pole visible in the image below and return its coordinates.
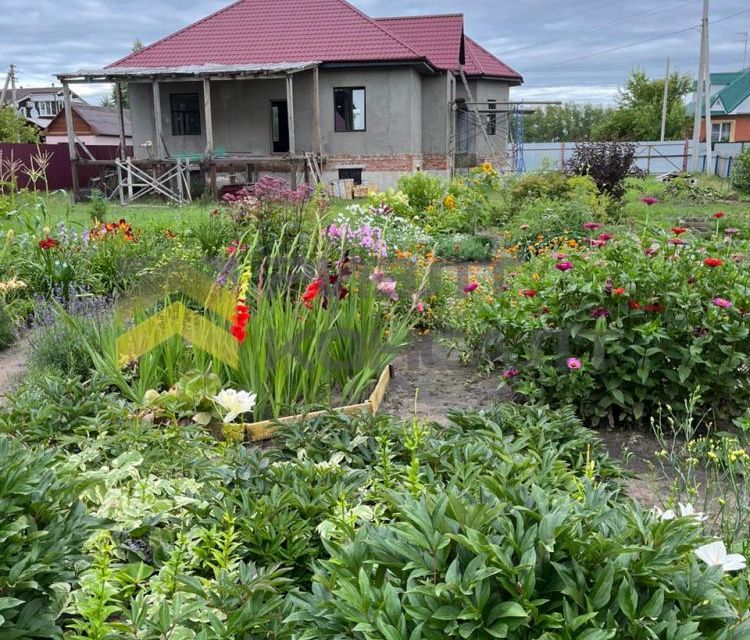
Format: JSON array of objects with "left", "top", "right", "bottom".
[
  {"left": 738, "top": 32, "right": 749, "bottom": 70},
  {"left": 9, "top": 64, "right": 17, "bottom": 112},
  {"left": 660, "top": 58, "right": 670, "bottom": 142},
  {"left": 690, "top": 0, "right": 709, "bottom": 172},
  {"left": 704, "top": 16, "right": 712, "bottom": 174}
]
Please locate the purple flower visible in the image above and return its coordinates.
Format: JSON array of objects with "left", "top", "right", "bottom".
[
  {"left": 712, "top": 297, "right": 733, "bottom": 309},
  {"left": 464, "top": 282, "right": 479, "bottom": 293},
  {"left": 566, "top": 357, "right": 582, "bottom": 370},
  {"left": 556, "top": 261, "right": 574, "bottom": 272},
  {"left": 641, "top": 196, "right": 659, "bottom": 206},
  {"left": 502, "top": 368, "right": 520, "bottom": 380},
  {"left": 377, "top": 279, "right": 398, "bottom": 301},
  {"left": 591, "top": 307, "right": 610, "bottom": 319}
]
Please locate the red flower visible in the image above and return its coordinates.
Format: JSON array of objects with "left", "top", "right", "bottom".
[
  {"left": 302, "top": 278, "right": 323, "bottom": 309},
  {"left": 713, "top": 212, "right": 725, "bottom": 219},
  {"left": 556, "top": 261, "right": 573, "bottom": 272},
  {"left": 591, "top": 307, "right": 610, "bottom": 319},
  {"left": 641, "top": 197, "right": 659, "bottom": 206},
  {"left": 38, "top": 237, "right": 59, "bottom": 250},
  {"left": 703, "top": 257, "right": 724, "bottom": 268},
  {"left": 628, "top": 300, "right": 642, "bottom": 310},
  {"left": 598, "top": 233, "right": 613, "bottom": 242},
  {"left": 521, "top": 289, "right": 537, "bottom": 298},
  {"left": 464, "top": 282, "right": 479, "bottom": 293},
  {"left": 612, "top": 287, "right": 626, "bottom": 295},
  {"left": 669, "top": 238, "right": 687, "bottom": 246},
  {"left": 644, "top": 303, "right": 665, "bottom": 313},
  {"left": 671, "top": 227, "right": 688, "bottom": 235},
  {"left": 230, "top": 324, "right": 247, "bottom": 343}
]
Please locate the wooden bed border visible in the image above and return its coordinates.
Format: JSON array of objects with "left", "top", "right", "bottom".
[{"left": 243, "top": 365, "right": 393, "bottom": 442}]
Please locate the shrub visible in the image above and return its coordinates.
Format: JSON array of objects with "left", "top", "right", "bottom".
[
  {"left": 0, "top": 436, "right": 98, "bottom": 638},
  {"left": 366, "top": 189, "right": 413, "bottom": 219},
  {"left": 454, "top": 226, "right": 750, "bottom": 426},
  {"left": 434, "top": 233, "right": 493, "bottom": 262},
  {"left": 731, "top": 148, "right": 750, "bottom": 195},
  {"left": 87, "top": 189, "right": 107, "bottom": 223},
  {"left": 507, "top": 169, "right": 571, "bottom": 204},
  {"left": 397, "top": 172, "right": 445, "bottom": 213},
  {"left": 566, "top": 140, "right": 644, "bottom": 200},
  {"left": 0, "top": 301, "right": 15, "bottom": 350}
]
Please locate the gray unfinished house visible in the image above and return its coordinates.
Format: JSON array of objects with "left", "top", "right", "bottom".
[{"left": 57, "top": 0, "right": 522, "bottom": 197}]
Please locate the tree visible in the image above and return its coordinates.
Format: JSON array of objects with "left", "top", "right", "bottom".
[
  {"left": 100, "top": 39, "right": 145, "bottom": 108},
  {"left": 0, "top": 107, "right": 40, "bottom": 143},
  {"left": 594, "top": 69, "right": 692, "bottom": 141},
  {"left": 524, "top": 103, "right": 612, "bottom": 142}
]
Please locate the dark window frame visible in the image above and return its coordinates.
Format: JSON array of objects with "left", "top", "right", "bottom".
[
  {"left": 334, "top": 86, "right": 366, "bottom": 132},
  {"left": 170, "top": 93, "right": 202, "bottom": 136},
  {"left": 711, "top": 121, "right": 731, "bottom": 143},
  {"left": 338, "top": 168, "right": 362, "bottom": 185},
  {"left": 486, "top": 100, "right": 497, "bottom": 136}
]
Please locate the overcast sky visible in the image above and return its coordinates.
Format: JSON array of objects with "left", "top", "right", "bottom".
[{"left": 3, "top": 0, "right": 750, "bottom": 105}]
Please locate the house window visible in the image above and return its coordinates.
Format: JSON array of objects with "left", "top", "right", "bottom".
[
  {"left": 711, "top": 121, "right": 731, "bottom": 143},
  {"left": 486, "top": 100, "right": 497, "bottom": 135},
  {"left": 170, "top": 93, "right": 201, "bottom": 136},
  {"left": 338, "top": 168, "right": 362, "bottom": 185},
  {"left": 334, "top": 87, "right": 366, "bottom": 132}
]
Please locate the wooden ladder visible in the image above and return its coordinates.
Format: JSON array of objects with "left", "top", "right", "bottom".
[{"left": 305, "top": 152, "right": 324, "bottom": 185}]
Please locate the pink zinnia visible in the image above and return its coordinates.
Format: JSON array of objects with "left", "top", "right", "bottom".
[
  {"left": 712, "top": 297, "right": 733, "bottom": 309},
  {"left": 590, "top": 239, "right": 606, "bottom": 248},
  {"left": 598, "top": 233, "right": 613, "bottom": 242},
  {"left": 669, "top": 238, "right": 687, "bottom": 246},
  {"left": 566, "top": 357, "right": 582, "bottom": 370},
  {"left": 464, "top": 282, "right": 479, "bottom": 293},
  {"left": 641, "top": 197, "right": 659, "bottom": 206},
  {"left": 502, "top": 368, "right": 520, "bottom": 380},
  {"left": 556, "top": 261, "right": 573, "bottom": 272},
  {"left": 553, "top": 252, "right": 568, "bottom": 260},
  {"left": 583, "top": 222, "right": 602, "bottom": 231}
]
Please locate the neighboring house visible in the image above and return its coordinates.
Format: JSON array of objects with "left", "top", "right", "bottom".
[
  {"left": 59, "top": 0, "right": 522, "bottom": 189},
  {"left": 13, "top": 86, "right": 86, "bottom": 121},
  {"left": 689, "top": 68, "right": 750, "bottom": 143},
  {"left": 43, "top": 104, "right": 132, "bottom": 147}
]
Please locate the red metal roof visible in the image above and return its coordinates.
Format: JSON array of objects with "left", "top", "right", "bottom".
[
  {"left": 464, "top": 36, "right": 522, "bottom": 81},
  {"left": 109, "top": 0, "right": 424, "bottom": 68},
  {"left": 375, "top": 15, "right": 464, "bottom": 72},
  {"left": 108, "top": 0, "right": 522, "bottom": 83}
]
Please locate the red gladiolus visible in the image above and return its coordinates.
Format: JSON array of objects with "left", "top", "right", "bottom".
[
  {"left": 521, "top": 289, "right": 537, "bottom": 298},
  {"left": 713, "top": 212, "right": 725, "bottom": 219},
  {"left": 671, "top": 227, "right": 688, "bottom": 235},
  {"left": 704, "top": 257, "right": 724, "bottom": 268},
  {"left": 302, "top": 278, "right": 323, "bottom": 309},
  {"left": 38, "top": 237, "right": 59, "bottom": 250},
  {"left": 230, "top": 324, "right": 247, "bottom": 343}
]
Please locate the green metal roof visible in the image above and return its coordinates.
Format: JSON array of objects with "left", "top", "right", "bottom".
[{"left": 687, "top": 68, "right": 750, "bottom": 116}]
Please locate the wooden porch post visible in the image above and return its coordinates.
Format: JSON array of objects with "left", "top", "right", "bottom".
[
  {"left": 116, "top": 82, "right": 128, "bottom": 160},
  {"left": 152, "top": 80, "right": 165, "bottom": 160},
  {"left": 203, "top": 77, "right": 214, "bottom": 157},
  {"left": 312, "top": 66, "right": 322, "bottom": 157},
  {"left": 62, "top": 81, "right": 80, "bottom": 201},
  {"left": 286, "top": 73, "right": 297, "bottom": 188}
]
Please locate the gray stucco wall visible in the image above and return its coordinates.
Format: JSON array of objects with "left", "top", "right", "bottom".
[
  {"left": 455, "top": 78, "right": 511, "bottom": 158},
  {"left": 421, "top": 74, "right": 450, "bottom": 155}
]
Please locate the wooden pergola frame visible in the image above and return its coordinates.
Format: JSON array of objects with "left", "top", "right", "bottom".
[{"left": 56, "top": 62, "right": 323, "bottom": 200}]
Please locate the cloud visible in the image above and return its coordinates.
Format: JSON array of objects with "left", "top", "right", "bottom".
[{"left": 2, "top": 0, "right": 748, "bottom": 104}]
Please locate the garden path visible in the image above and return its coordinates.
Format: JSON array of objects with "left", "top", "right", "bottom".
[
  {"left": 382, "top": 332, "right": 511, "bottom": 423},
  {"left": 0, "top": 337, "right": 29, "bottom": 403}
]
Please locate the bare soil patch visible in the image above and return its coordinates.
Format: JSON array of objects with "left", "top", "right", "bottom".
[{"left": 0, "top": 337, "right": 29, "bottom": 402}]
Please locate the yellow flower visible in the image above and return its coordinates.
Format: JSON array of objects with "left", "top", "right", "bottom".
[
  {"left": 481, "top": 161, "right": 493, "bottom": 174},
  {"left": 443, "top": 194, "right": 457, "bottom": 209}
]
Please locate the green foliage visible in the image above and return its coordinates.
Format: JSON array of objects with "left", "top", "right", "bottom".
[
  {"left": 396, "top": 172, "right": 446, "bottom": 213},
  {"left": 0, "top": 301, "right": 15, "bottom": 350},
  {"left": 455, "top": 227, "right": 750, "bottom": 427},
  {"left": 507, "top": 170, "right": 573, "bottom": 203},
  {"left": 595, "top": 69, "right": 693, "bottom": 141},
  {"left": 731, "top": 148, "right": 750, "bottom": 195},
  {"left": 87, "top": 190, "right": 107, "bottom": 223},
  {"left": 0, "top": 107, "right": 40, "bottom": 143},
  {"left": 524, "top": 103, "right": 613, "bottom": 142},
  {"left": 434, "top": 233, "right": 493, "bottom": 262},
  {"left": 0, "top": 436, "right": 98, "bottom": 638}
]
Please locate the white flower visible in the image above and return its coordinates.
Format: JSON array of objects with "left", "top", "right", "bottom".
[
  {"left": 653, "top": 506, "right": 676, "bottom": 521},
  {"left": 694, "top": 541, "right": 746, "bottom": 572},
  {"left": 678, "top": 503, "right": 707, "bottom": 522},
  {"left": 211, "top": 389, "right": 257, "bottom": 424}
]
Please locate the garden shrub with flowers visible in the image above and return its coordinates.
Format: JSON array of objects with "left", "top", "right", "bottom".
[{"left": 453, "top": 218, "right": 750, "bottom": 426}]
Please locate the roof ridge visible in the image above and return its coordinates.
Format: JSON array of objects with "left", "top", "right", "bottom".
[
  {"left": 375, "top": 13, "right": 464, "bottom": 21},
  {"left": 334, "top": 0, "right": 427, "bottom": 60},
  {"left": 464, "top": 35, "right": 522, "bottom": 79},
  {"left": 108, "top": 0, "right": 248, "bottom": 68}
]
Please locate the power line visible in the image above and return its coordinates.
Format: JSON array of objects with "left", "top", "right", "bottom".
[
  {"left": 500, "top": 0, "right": 700, "bottom": 57},
  {"left": 523, "top": 7, "right": 750, "bottom": 72}
]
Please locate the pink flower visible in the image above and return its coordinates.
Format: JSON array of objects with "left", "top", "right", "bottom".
[
  {"left": 377, "top": 279, "right": 398, "bottom": 300},
  {"left": 583, "top": 222, "right": 602, "bottom": 231},
  {"left": 464, "top": 282, "right": 479, "bottom": 293},
  {"left": 725, "top": 227, "right": 739, "bottom": 236},
  {"left": 598, "top": 233, "right": 613, "bottom": 242},
  {"left": 590, "top": 239, "right": 607, "bottom": 248},
  {"left": 502, "top": 367, "right": 520, "bottom": 380},
  {"left": 416, "top": 301, "right": 425, "bottom": 313},
  {"left": 669, "top": 238, "right": 687, "bottom": 246},
  {"left": 566, "top": 357, "right": 582, "bottom": 370},
  {"left": 641, "top": 196, "right": 659, "bottom": 206},
  {"left": 712, "top": 297, "right": 733, "bottom": 309},
  {"left": 556, "top": 261, "right": 573, "bottom": 272},
  {"left": 553, "top": 252, "right": 568, "bottom": 260}
]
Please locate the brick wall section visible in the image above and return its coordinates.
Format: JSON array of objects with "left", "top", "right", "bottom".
[{"left": 324, "top": 154, "right": 427, "bottom": 172}]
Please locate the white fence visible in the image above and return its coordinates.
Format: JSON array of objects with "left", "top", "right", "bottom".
[{"left": 520, "top": 140, "right": 748, "bottom": 177}]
